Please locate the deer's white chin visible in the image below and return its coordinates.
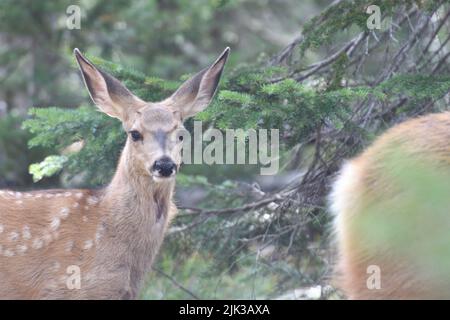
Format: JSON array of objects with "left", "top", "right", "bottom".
[{"left": 152, "top": 175, "right": 175, "bottom": 183}]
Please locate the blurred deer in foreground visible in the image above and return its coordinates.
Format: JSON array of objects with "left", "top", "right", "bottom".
[
  {"left": 331, "top": 111, "right": 450, "bottom": 299},
  {"left": 0, "top": 47, "right": 229, "bottom": 299}
]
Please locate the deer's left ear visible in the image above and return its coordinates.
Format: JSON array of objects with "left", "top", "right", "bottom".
[{"left": 169, "top": 47, "right": 230, "bottom": 119}]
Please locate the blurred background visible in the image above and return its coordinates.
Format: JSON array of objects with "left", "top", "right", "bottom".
[{"left": 1, "top": 0, "right": 449, "bottom": 299}]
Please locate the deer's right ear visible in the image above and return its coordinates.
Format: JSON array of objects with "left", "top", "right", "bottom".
[{"left": 74, "top": 48, "right": 144, "bottom": 121}]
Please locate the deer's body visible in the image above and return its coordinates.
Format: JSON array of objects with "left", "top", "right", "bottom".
[
  {"left": 0, "top": 48, "right": 229, "bottom": 299},
  {"left": 331, "top": 111, "right": 450, "bottom": 299},
  {"left": 0, "top": 166, "right": 176, "bottom": 299}
]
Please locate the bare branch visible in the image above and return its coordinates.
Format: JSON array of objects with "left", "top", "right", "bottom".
[{"left": 152, "top": 267, "right": 200, "bottom": 300}]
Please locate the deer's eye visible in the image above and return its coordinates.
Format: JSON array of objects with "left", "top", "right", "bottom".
[
  {"left": 130, "top": 130, "right": 143, "bottom": 142},
  {"left": 178, "top": 134, "right": 184, "bottom": 142}
]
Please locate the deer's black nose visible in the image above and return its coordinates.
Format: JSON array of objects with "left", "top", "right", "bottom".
[{"left": 152, "top": 157, "right": 176, "bottom": 177}]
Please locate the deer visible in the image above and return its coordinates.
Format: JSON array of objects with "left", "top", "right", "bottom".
[
  {"left": 0, "top": 47, "right": 230, "bottom": 299},
  {"left": 330, "top": 111, "right": 450, "bottom": 299}
]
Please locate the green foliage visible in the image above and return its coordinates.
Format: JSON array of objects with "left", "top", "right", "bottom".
[
  {"left": 24, "top": 105, "right": 123, "bottom": 186},
  {"left": 23, "top": 50, "right": 450, "bottom": 190},
  {"left": 29, "top": 155, "right": 68, "bottom": 183},
  {"left": 378, "top": 75, "right": 450, "bottom": 101},
  {"left": 299, "top": 0, "right": 430, "bottom": 53},
  {"left": 141, "top": 253, "right": 279, "bottom": 299},
  {"left": 0, "top": 114, "right": 48, "bottom": 187}
]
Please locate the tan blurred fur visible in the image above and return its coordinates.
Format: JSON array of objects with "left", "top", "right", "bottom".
[{"left": 331, "top": 111, "right": 450, "bottom": 299}]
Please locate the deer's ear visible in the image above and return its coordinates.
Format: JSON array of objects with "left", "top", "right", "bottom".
[
  {"left": 169, "top": 47, "right": 230, "bottom": 119},
  {"left": 74, "top": 48, "right": 144, "bottom": 121}
]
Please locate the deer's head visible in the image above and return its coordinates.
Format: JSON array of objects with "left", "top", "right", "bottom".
[{"left": 74, "top": 48, "right": 229, "bottom": 182}]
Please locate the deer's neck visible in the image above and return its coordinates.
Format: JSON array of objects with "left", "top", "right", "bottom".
[
  {"left": 93, "top": 144, "right": 176, "bottom": 297},
  {"left": 104, "top": 144, "right": 176, "bottom": 226}
]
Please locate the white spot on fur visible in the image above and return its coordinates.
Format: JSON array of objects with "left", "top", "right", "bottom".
[
  {"left": 60, "top": 207, "right": 70, "bottom": 219},
  {"left": 83, "top": 240, "right": 93, "bottom": 250},
  {"left": 50, "top": 217, "right": 61, "bottom": 231},
  {"left": 15, "top": 192, "right": 22, "bottom": 198},
  {"left": 45, "top": 194, "right": 54, "bottom": 199},
  {"left": 25, "top": 193, "right": 32, "bottom": 199},
  {"left": 0, "top": 224, "right": 4, "bottom": 234},
  {"left": 16, "top": 244, "right": 27, "bottom": 254},
  {"left": 22, "top": 226, "right": 31, "bottom": 240},
  {"left": 8, "top": 231, "right": 19, "bottom": 241},
  {"left": 87, "top": 196, "right": 99, "bottom": 205},
  {"left": 72, "top": 202, "right": 79, "bottom": 209},
  {"left": 75, "top": 192, "right": 83, "bottom": 199},
  {"left": 43, "top": 233, "right": 52, "bottom": 245},
  {"left": 3, "top": 249, "right": 14, "bottom": 257},
  {"left": 7, "top": 191, "right": 14, "bottom": 196},
  {"left": 65, "top": 240, "right": 74, "bottom": 252},
  {"left": 32, "top": 238, "right": 44, "bottom": 249},
  {"left": 82, "top": 216, "right": 88, "bottom": 222},
  {"left": 35, "top": 194, "right": 43, "bottom": 198},
  {"left": 15, "top": 200, "right": 23, "bottom": 205},
  {"left": 64, "top": 192, "right": 72, "bottom": 197}
]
